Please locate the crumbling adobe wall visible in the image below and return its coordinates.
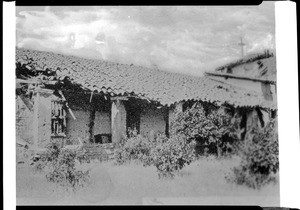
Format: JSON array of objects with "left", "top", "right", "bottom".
[
  {"left": 16, "top": 91, "right": 56, "bottom": 148},
  {"left": 140, "top": 107, "right": 166, "bottom": 138},
  {"left": 37, "top": 92, "right": 54, "bottom": 148},
  {"left": 16, "top": 96, "right": 34, "bottom": 144},
  {"left": 111, "top": 100, "right": 127, "bottom": 144},
  {"left": 66, "top": 110, "right": 90, "bottom": 142},
  {"left": 211, "top": 76, "right": 262, "bottom": 93},
  {"left": 94, "top": 111, "right": 111, "bottom": 135},
  {"left": 66, "top": 110, "right": 111, "bottom": 142},
  {"left": 231, "top": 62, "right": 259, "bottom": 77}
]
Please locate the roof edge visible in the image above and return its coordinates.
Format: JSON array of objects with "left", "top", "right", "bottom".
[
  {"left": 205, "top": 71, "right": 276, "bottom": 84},
  {"left": 215, "top": 49, "right": 275, "bottom": 71}
]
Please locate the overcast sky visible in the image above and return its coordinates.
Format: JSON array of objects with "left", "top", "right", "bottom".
[{"left": 16, "top": 3, "right": 275, "bottom": 76}]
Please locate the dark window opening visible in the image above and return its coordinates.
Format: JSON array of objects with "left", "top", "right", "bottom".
[
  {"left": 125, "top": 98, "right": 141, "bottom": 136},
  {"left": 227, "top": 68, "right": 232, "bottom": 74},
  {"left": 240, "top": 112, "right": 248, "bottom": 140},
  {"left": 94, "top": 134, "right": 112, "bottom": 144},
  {"left": 271, "top": 110, "right": 277, "bottom": 118}
]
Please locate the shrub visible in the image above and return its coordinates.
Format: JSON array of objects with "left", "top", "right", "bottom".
[
  {"left": 114, "top": 131, "right": 196, "bottom": 178},
  {"left": 151, "top": 134, "right": 196, "bottom": 178},
  {"left": 32, "top": 142, "right": 90, "bottom": 191},
  {"left": 114, "top": 133, "right": 154, "bottom": 166},
  {"left": 170, "top": 102, "right": 239, "bottom": 157},
  {"left": 227, "top": 118, "right": 279, "bottom": 189}
]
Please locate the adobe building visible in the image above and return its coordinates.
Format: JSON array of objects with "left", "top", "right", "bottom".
[{"left": 16, "top": 48, "right": 277, "bottom": 150}]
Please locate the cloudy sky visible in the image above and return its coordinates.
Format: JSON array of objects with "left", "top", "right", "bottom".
[{"left": 16, "top": 3, "right": 275, "bottom": 76}]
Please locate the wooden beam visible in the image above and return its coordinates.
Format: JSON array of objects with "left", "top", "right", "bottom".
[
  {"left": 19, "top": 94, "right": 33, "bottom": 112},
  {"left": 88, "top": 102, "right": 96, "bottom": 144},
  {"left": 58, "top": 90, "right": 76, "bottom": 120},
  {"left": 16, "top": 89, "right": 34, "bottom": 111},
  {"left": 16, "top": 78, "right": 58, "bottom": 85},
  {"left": 111, "top": 95, "right": 152, "bottom": 103},
  {"left": 111, "top": 96, "right": 129, "bottom": 101},
  {"left": 89, "top": 91, "right": 94, "bottom": 103},
  {"left": 205, "top": 71, "right": 276, "bottom": 85}
]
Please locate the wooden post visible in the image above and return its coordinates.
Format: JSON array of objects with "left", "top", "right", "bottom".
[
  {"left": 88, "top": 103, "right": 96, "bottom": 144},
  {"left": 58, "top": 90, "right": 76, "bottom": 120},
  {"left": 164, "top": 107, "right": 169, "bottom": 138},
  {"left": 111, "top": 99, "right": 127, "bottom": 147}
]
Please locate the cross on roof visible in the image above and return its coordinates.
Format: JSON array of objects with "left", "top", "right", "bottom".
[{"left": 238, "top": 37, "right": 246, "bottom": 58}]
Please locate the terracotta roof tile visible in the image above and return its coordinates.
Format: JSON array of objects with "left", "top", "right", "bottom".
[
  {"left": 16, "top": 48, "right": 276, "bottom": 109},
  {"left": 213, "top": 52, "right": 276, "bottom": 83}
]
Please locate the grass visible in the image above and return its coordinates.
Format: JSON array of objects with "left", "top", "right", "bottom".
[{"left": 16, "top": 155, "right": 279, "bottom": 205}]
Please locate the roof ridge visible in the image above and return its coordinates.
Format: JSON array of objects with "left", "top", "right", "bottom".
[
  {"left": 16, "top": 47, "right": 202, "bottom": 80},
  {"left": 215, "top": 49, "right": 275, "bottom": 71},
  {"left": 15, "top": 47, "right": 276, "bottom": 109}
]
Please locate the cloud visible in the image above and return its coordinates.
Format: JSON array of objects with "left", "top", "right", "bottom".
[{"left": 16, "top": 4, "right": 275, "bottom": 76}]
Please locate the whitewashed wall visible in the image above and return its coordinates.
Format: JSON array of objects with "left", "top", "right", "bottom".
[
  {"left": 16, "top": 96, "right": 34, "bottom": 144},
  {"left": 140, "top": 108, "right": 166, "bottom": 138},
  {"left": 66, "top": 110, "right": 111, "bottom": 142}
]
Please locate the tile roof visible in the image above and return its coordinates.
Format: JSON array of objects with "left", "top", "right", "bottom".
[
  {"left": 16, "top": 48, "right": 277, "bottom": 109},
  {"left": 214, "top": 50, "right": 276, "bottom": 82},
  {"left": 205, "top": 69, "right": 276, "bottom": 85}
]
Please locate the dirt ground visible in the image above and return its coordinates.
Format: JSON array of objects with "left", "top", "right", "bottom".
[{"left": 16, "top": 156, "right": 280, "bottom": 206}]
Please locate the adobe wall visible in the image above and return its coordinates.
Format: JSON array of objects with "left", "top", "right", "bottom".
[
  {"left": 140, "top": 107, "right": 166, "bottom": 138},
  {"left": 94, "top": 111, "right": 111, "bottom": 135},
  {"left": 66, "top": 110, "right": 90, "bottom": 142},
  {"left": 111, "top": 100, "right": 127, "bottom": 144},
  {"left": 37, "top": 92, "right": 53, "bottom": 148},
  {"left": 17, "top": 88, "right": 113, "bottom": 148},
  {"left": 231, "top": 62, "right": 259, "bottom": 77},
  {"left": 16, "top": 96, "right": 34, "bottom": 144},
  {"left": 66, "top": 110, "right": 111, "bottom": 142},
  {"left": 210, "top": 76, "right": 262, "bottom": 93}
]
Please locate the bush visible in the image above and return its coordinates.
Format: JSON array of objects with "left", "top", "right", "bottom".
[
  {"left": 114, "top": 131, "right": 196, "bottom": 178},
  {"left": 227, "top": 118, "right": 279, "bottom": 189},
  {"left": 170, "top": 102, "right": 239, "bottom": 157},
  {"left": 32, "top": 142, "right": 90, "bottom": 191},
  {"left": 114, "top": 133, "right": 154, "bottom": 166},
  {"left": 151, "top": 134, "right": 196, "bottom": 178}
]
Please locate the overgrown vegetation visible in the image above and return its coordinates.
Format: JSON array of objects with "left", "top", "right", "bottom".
[
  {"left": 114, "top": 132, "right": 196, "bottom": 178},
  {"left": 31, "top": 142, "right": 91, "bottom": 191},
  {"left": 170, "top": 103, "right": 240, "bottom": 157},
  {"left": 114, "top": 131, "right": 154, "bottom": 166},
  {"left": 115, "top": 134, "right": 195, "bottom": 178},
  {"left": 114, "top": 102, "right": 242, "bottom": 178},
  {"left": 226, "top": 118, "right": 279, "bottom": 189},
  {"left": 114, "top": 102, "right": 278, "bottom": 187},
  {"left": 151, "top": 134, "right": 196, "bottom": 178}
]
